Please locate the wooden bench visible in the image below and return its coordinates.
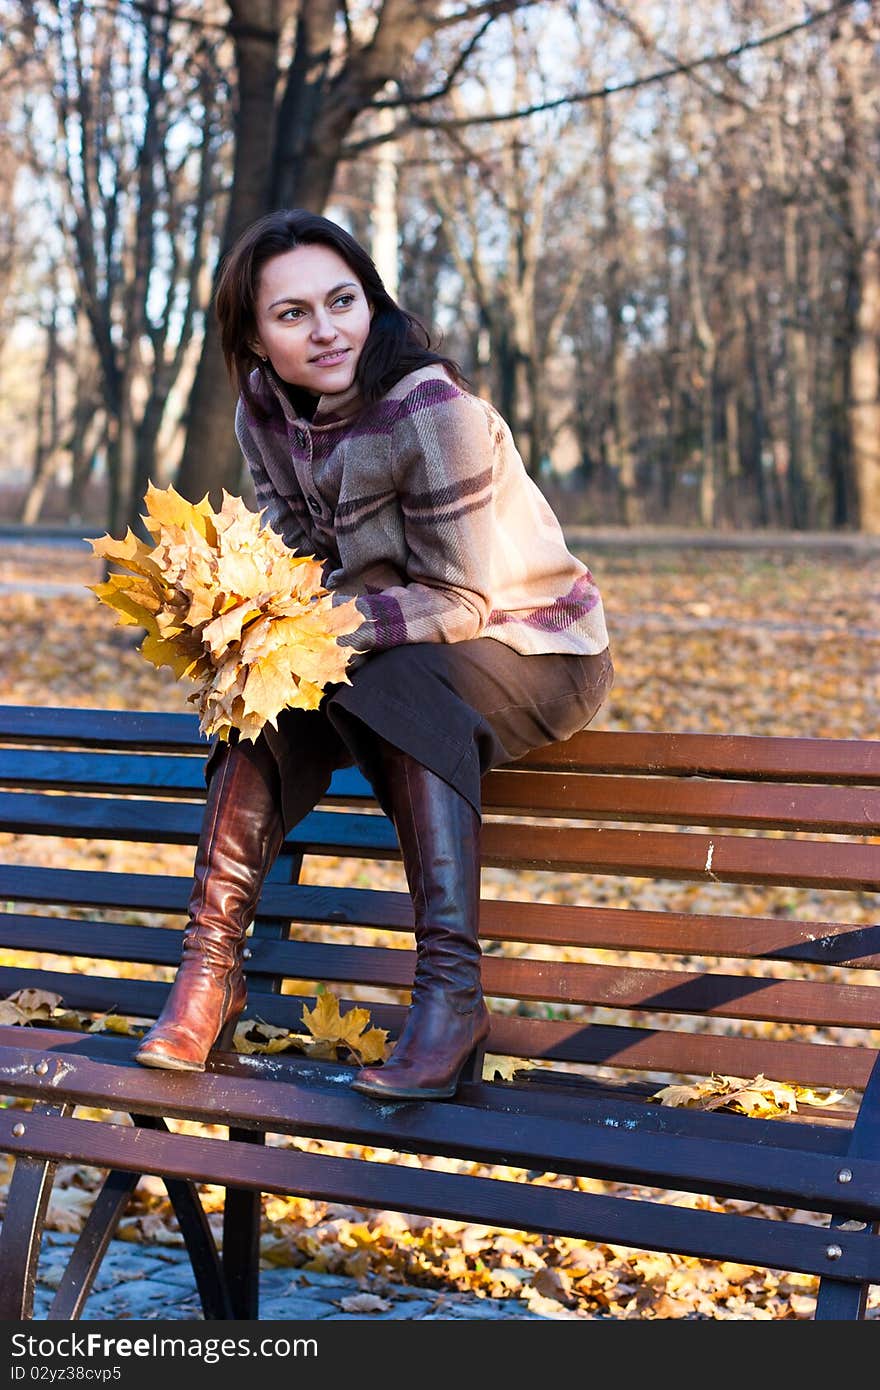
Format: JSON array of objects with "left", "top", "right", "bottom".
[{"left": 0, "top": 702, "right": 878, "bottom": 1321}]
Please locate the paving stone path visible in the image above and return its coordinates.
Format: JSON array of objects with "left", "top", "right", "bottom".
[{"left": 32, "top": 1232, "right": 577, "bottom": 1321}]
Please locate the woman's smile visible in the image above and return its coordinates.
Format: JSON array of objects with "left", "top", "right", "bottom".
[{"left": 311, "top": 348, "right": 350, "bottom": 366}]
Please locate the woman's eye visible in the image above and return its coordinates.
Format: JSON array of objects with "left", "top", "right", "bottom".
[
  {"left": 333, "top": 294, "right": 355, "bottom": 308},
  {"left": 279, "top": 308, "right": 303, "bottom": 321}
]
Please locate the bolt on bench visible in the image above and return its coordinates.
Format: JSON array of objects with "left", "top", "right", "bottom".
[{"left": 0, "top": 703, "right": 877, "bottom": 1320}]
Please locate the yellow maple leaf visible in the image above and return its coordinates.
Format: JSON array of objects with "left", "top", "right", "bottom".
[
  {"left": 652, "top": 1079, "right": 721, "bottom": 1108},
  {"left": 87, "top": 1014, "right": 147, "bottom": 1037},
  {"left": 354, "top": 1028, "right": 389, "bottom": 1066},
  {"left": 141, "top": 481, "right": 216, "bottom": 543},
  {"left": 792, "top": 1084, "right": 849, "bottom": 1108},
  {"left": 139, "top": 627, "right": 203, "bottom": 680},
  {"left": 240, "top": 649, "right": 301, "bottom": 724},
  {"left": 201, "top": 600, "right": 263, "bottom": 656},
  {"left": 300, "top": 991, "right": 388, "bottom": 1066},
  {"left": 483, "top": 1055, "right": 537, "bottom": 1082},
  {"left": 89, "top": 574, "right": 162, "bottom": 618},
  {"left": 88, "top": 527, "right": 164, "bottom": 582},
  {"left": 51, "top": 1010, "right": 94, "bottom": 1032}
]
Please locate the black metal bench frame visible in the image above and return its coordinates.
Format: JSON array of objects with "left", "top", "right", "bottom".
[{"left": 0, "top": 703, "right": 877, "bottom": 1322}]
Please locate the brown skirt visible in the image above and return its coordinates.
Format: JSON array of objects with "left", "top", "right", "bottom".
[{"left": 206, "top": 637, "right": 614, "bottom": 835}]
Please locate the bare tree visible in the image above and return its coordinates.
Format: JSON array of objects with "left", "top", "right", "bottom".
[
  {"left": 832, "top": 9, "right": 880, "bottom": 533},
  {"left": 176, "top": 0, "right": 539, "bottom": 505},
  {"left": 16, "top": 0, "right": 226, "bottom": 535}
]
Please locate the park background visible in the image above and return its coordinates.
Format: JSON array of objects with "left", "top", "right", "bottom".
[{"left": 0, "top": 0, "right": 877, "bottom": 1319}]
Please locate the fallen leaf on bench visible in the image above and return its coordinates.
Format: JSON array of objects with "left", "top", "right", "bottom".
[
  {"left": 0, "top": 992, "right": 151, "bottom": 1038},
  {"left": 0, "top": 988, "right": 62, "bottom": 1025},
  {"left": 651, "top": 1073, "right": 849, "bottom": 1118},
  {"left": 87, "top": 1013, "right": 148, "bottom": 1037},
  {"left": 233, "top": 1020, "right": 310, "bottom": 1055},
  {"left": 86, "top": 484, "right": 362, "bottom": 742},
  {"left": 51, "top": 1010, "right": 96, "bottom": 1031},
  {"left": 301, "top": 991, "right": 389, "bottom": 1066},
  {"left": 482, "top": 1054, "right": 538, "bottom": 1082},
  {"left": 337, "top": 1293, "right": 393, "bottom": 1314}
]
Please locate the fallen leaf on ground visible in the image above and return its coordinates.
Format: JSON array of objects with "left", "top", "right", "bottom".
[{"left": 337, "top": 1293, "right": 393, "bottom": 1314}]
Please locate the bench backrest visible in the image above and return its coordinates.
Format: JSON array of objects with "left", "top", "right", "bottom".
[{"left": 1, "top": 704, "right": 878, "bottom": 1103}]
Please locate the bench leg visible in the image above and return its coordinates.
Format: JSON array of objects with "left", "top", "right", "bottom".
[
  {"left": 813, "top": 1214, "right": 878, "bottom": 1320},
  {"left": 0, "top": 1103, "right": 69, "bottom": 1320},
  {"left": 48, "top": 1169, "right": 140, "bottom": 1319},
  {"left": 815, "top": 1049, "right": 880, "bottom": 1320},
  {"left": 223, "top": 1128, "right": 264, "bottom": 1320},
  {"left": 133, "top": 1114, "right": 235, "bottom": 1319}
]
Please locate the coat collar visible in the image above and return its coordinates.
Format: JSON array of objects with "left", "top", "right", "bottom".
[{"left": 260, "top": 366, "right": 365, "bottom": 430}]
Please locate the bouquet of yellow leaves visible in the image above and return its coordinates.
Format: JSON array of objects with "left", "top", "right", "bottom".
[{"left": 86, "top": 483, "right": 362, "bottom": 742}]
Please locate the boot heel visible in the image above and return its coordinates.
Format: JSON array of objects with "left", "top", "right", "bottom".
[
  {"left": 214, "top": 1015, "right": 240, "bottom": 1054},
  {"left": 458, "top": 1040, "right": 487, "bottom": 1086}
]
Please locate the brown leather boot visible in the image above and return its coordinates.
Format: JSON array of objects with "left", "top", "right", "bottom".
[
  {"left": 135, "top": 738, "right": 285, "bottom": 1072},
  {"left": 351, "top": 744, "right": 490, "bottom": 1101}
]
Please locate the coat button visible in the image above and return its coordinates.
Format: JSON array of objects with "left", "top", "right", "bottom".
[
  {"left": 307, "top": 495, "right": 322, "bottom": 514},
  {"left": 293, "top": 426, "right": 308, "bottom": 447}
]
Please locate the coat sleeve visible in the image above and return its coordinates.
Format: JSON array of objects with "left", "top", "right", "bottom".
[
  {"left": 235, "top": 398, "right": 312, "bottom": 556},
  {"left": 338, "top": 382, "right": 496, "bottom": 654}
]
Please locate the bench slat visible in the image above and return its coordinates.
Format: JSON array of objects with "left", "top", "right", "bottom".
[
  {"left": 4, "top": 908, "right": 880, "bottom": 980},
  {"left": 479, "top": 770, "right": 880, "bottom": 833},
  {"left": 0, "top": 793, "right": 397, "bottom": 855},
  {"left": 5, "top": 748, "right": 878, "bottom": 834},
  {"left": 0, "top": 706, "right": 205, "bottom": 751},
  {"left": 2, "top": 707, "right": 877, "bottom": 783},
  {"left": 516, "top": 730, "right": 880, "bottom": 783},
  {"left": 482, "top": 823, "right": 880, "bottom": 889},
  {"left": 2, "top": 1110, "right": 877, "bottom": 1281},
  {"left": 0, "top": 966, "right": 873, "bottom": 1089},
  {"left": 0, "top": 750, "right": 370, "bottom": 804},
  {"left": 2, "top": 919, "right": 877, "bottom": 1027},
  {"left": 3, "top": 791, "right": 877, "bottom": 889},
  {"left": 2, "top": 870, "right": 879, "bottom": 968},
  {"left": 240, "top": 941, "right": 880, "bottom": 1028}
]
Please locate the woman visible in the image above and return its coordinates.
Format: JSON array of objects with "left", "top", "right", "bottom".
[{"left": 135, "top": 209, "right": 614, "bottom": 1100}]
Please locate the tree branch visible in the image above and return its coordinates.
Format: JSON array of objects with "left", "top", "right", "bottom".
[{"left": 340, "top": 0, "right": 859, "bottom": 155}]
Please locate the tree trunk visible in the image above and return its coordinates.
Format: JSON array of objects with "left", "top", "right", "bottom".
[
  {"left": 175, "top": 3, "right": 283, "bottom": 506},
  {"left": 685, "top": 204, "right": 717, "bottom": 529},
  {"left": 371, "top": 103, "right": 400, "bottom": 299},
  {"left": 850, "top": 239, "right": 880, "bottom": 533},
  {"left": 599, "top": 103, "right": 637, "bottom": 525},
  {"left": 20, "top": 309, "right": 61, "bottom": 525},
  {"left": 834, "top": 17, "right": 880, "bottom": 533}
]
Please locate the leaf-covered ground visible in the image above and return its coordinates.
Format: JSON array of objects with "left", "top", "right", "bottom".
[{"left": 1, "top": 538, "right": 878, "bottom": 1320}]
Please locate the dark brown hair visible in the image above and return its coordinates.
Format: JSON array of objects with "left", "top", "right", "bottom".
[{"left": 214, "top": 208, "right": 468, "bottom": 421}]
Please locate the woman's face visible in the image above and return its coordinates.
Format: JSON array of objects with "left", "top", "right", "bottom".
[{"left": 251, "top": 243, "right": 373, "bottom": 397}]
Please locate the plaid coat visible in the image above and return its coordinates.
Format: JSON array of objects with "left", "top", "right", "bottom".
[{"left": 236, "top": 363, "right": 610, "bottom": 659}]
